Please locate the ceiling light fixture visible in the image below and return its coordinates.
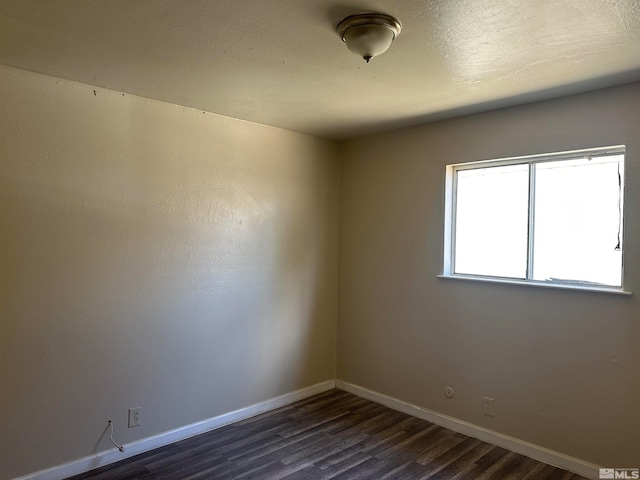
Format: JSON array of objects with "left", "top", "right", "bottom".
[{"left": 336, "top": 12, "right": 402, "bottom": 63}]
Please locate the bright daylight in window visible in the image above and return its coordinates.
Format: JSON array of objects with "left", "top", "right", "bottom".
[{"left": 443, "top": 146, "right": 626, "bottom": 291}]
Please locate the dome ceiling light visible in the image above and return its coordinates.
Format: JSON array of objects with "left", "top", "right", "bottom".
[{"left": 336, "top": 12, "right": 402, "bottom": 63}]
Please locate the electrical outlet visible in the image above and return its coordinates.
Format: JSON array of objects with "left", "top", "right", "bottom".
[
  {"left": 128, "top": 407, "right": 141, "bottom": 427},
  {"left": 483, "top": 397, "right": 495, "bottom": 417}
]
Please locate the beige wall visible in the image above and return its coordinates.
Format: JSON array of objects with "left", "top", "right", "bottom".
[
  {"left": 338, "top": 83, "right": 640, "bottom": 467},
  {"left": 0, "top": 66, "right": 338, "bottom": 479}
]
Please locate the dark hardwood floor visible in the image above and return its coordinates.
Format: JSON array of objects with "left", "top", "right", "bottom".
[{"left": 67, "top": 390, "right": 589, "bottom": 480}]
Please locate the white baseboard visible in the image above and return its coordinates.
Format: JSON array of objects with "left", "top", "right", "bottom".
[
  {"left": 13, "top": 379, "right": 602, "bottom": 480},
  {"left": 15, "top": 380, "right": 336, "bottom": 480},
  {"left": 335, "top": 380, "right": 600, "bottom": 480}
]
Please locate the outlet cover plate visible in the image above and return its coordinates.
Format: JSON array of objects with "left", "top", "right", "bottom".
[
  {"left": 482, "top": 397, "right": 495, "bottom": 417},
  {"left": 128, "top": 407, "right": 141, "bottom": 427}
]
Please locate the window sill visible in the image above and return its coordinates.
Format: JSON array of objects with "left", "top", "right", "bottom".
[{"left": 437, "top": 274, "right": 632, "bottom": 296}]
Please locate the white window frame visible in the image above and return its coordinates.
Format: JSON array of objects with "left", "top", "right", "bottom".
[{"left": 441, "top": 145, "right": 630, "bottom": 295}]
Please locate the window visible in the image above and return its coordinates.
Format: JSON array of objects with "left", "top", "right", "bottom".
[{"left": 442, "top": 146, "right": 626, "bottom": 292}]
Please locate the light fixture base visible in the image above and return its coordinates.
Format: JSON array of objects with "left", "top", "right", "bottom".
[{"left": 336, "top": 12, "right": 402, "bottom": 62}]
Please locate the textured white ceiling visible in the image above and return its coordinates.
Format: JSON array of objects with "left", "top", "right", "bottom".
[{"left": 1, "top": 0, "right": 639, "bottom": 139}]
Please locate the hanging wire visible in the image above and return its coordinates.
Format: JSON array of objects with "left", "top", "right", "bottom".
[{"left": 108, "top": 420, "right": 125, "bottom": 453}]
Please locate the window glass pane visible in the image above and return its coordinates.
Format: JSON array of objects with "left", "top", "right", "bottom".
[
  {"left": 454, "top": 164, "right": 529, "bottom": 278},
  {"left": 533, "top": 155, "right": 623, "bottom": 286}
]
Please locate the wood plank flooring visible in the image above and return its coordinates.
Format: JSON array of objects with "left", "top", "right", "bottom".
[{"left": 67, "top": 390, "right": 589, "bottom": 480}]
